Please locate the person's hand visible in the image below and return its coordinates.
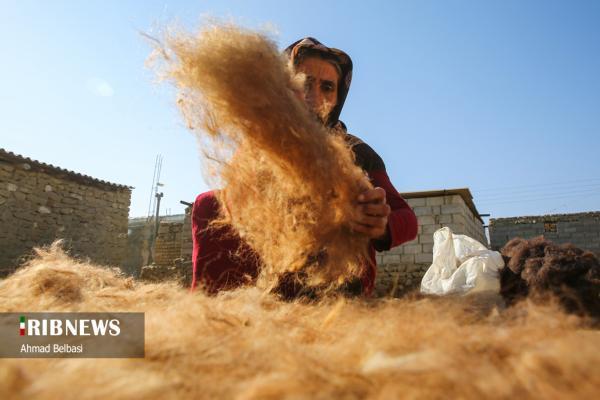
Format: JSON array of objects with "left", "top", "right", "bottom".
[{"left": 349, "top": 187, "right": 391, "bottom": 240}]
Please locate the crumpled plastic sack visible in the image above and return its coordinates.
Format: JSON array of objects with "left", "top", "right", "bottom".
[{"left": 420, "top": 227, "right": 504, "bottom": 295}]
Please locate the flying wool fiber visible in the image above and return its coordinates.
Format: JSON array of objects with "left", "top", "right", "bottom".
[
  {"left": 148, "top": 22, "right": 374, "bottom": 294},
  {"left": 0, "top": 243, "right": 599, "bottom": 399}
]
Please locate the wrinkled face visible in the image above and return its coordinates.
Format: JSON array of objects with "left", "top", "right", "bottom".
[{"left": 295, "top": 56, "right": 339, "bottom": 123}]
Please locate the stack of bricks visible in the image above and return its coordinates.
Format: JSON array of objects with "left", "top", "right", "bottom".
[
  {"left": 0, "top": 149, "right": 131, "bottom": 276},
  {"left": 490, "top": 212, "right": 600, "bottom": 256},
  {"left": 375, "top": 189, "right": 486, "bottom": 297}
]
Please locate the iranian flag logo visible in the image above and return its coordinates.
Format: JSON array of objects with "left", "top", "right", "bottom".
[{"left": 20, "top": 316, "right": 26, "bottom": 336}]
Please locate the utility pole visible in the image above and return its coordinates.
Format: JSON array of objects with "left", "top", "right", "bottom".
[
  {"left": 154, "top": 192, "right": 163, "bottom": 244},
  {"left": 145, "top": 154, "right": 165, "bottom": 265},
  {"left": 147, "top": 191, "right": 164, "bottom": 265},
  {"left": 147, "top": 155, "right": 163, "bottom": 219}
]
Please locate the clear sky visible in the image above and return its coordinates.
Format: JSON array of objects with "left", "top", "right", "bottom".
[{"left": 2, "top": 1, "right": 599, "bottom": 225}]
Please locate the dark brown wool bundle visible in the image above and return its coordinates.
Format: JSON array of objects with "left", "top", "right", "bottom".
[
  {"left": 500, "top": 236, "right": 600, "bottom": 318},
  {"left": 1, "top": 245, "right": 599, "bottom": 399},
  {"left": 150, "top": 23, "right": 373, "bottom": 292}
]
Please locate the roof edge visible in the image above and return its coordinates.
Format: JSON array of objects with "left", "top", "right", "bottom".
[
  {"left": 0, "top": 148, "right": 132, "bottom": 191},
  {"left": 400, "top": 188, "right": 484, "bottom": 224}
]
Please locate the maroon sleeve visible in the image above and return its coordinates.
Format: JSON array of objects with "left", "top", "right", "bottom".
[
  {"left": 191, "top": 190, "right": 261, "bottom": 294},
  {"left": 191, "top": 191, "right": 220, "bottom": 292},
  {"left": 368, "top": 169, "right": 418, "bottom": 252}
]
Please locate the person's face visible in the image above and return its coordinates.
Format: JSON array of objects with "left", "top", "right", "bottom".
[{"left": 295, "top": 56, "right": 339, "bottom": 123}]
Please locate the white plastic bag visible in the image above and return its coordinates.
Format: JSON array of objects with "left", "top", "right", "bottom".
[{"left": 420, "top": 227, "right": 504, "bottom": 295}]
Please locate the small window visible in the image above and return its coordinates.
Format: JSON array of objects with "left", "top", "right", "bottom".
[{"left": 544, "top": 222, "right": 557, "bottom": 233}]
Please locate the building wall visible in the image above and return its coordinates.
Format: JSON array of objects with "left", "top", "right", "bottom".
[
  {"left": 0, "top": 160, "right": 130, "bottom": 276},
  {"left": 123, "top": 221, "right": 153, "bottom": 277},
  {"left": 131, "top": 196, "right": 485, "bottom": 296},
  {"left": 154, "top": 221, "right": 184, "bottom": 266},
  {"left": 181, "top": 207, "right": 193, "bottom": 261},
  {"left": 137, "top": 213, "right": 193, "bottom": 287},
  {"left": 489, "top": 212, "right": 600, "bottom": 255},
  {"left": 127, "top": 210, "right": 192, "bottom": 282},
  {"left": 374, "top": 194, "right": 486, "bottom": 296}
]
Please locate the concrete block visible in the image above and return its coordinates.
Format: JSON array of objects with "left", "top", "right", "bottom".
[
  {"left": 448, "top": 195, "right": 464, "bottom": 205},
  {"left": 413, "top": 206, "right": 432, "bottom": 216},
  {"left": 388, "top": 246, "right": 404, "bottom": 255},
  {"left": 400, "top": 254, "right": 415, "bottom": 263},
  {"left": 426, "top": 196, "right": 445, "bottom": 206},
  {"left": 422, "top": 224, "right": 441, "bottom": 234},
  {"left": 419, "top": 234, "right": 434, "bottom": 244},
  {"left": 382, "top": 255, "right": 401, "bottom": 264},
  {"left": 438, "top": 215, "right": 452, "bottom": 223},
  {"left": 415, "top": 253, "right": 433, "bottom": 264},
  {"left": 406, "top": 198, "right": 426, "bottom": 207},
  {"left": 418, "top": 216, "right": 435, "bottom": 225},
  {"left": 441, "top": 204, "right": 463, "bottom": 215},
  {"left": 452, "top": 214, "right": 466, "bottom": 225},
  {"left": 403, "top": 244, "right": 422, "bottom": 254}
]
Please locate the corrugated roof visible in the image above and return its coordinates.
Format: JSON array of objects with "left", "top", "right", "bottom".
[
  {"left": 0, "top": 148, "right": 132, "bottom": 191},
  {"left": 400, "top": 188, "right": 484, "bottom": 223}
]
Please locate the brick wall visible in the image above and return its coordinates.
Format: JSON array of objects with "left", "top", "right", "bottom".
[
  {"left": 154, "top": 221, "right": 184, "bottom": 266},
  {"left": 127, "top": 209, "right": 192, "bottom": 273},
  {"left": 136, "top": 212, "right": 193, "bottom": 287},
  {"left": 489, "top": 212, "right": 600, "bottom": 255},
  {"left": 0, "top": 151, "right": 131, "bottom": 276}
]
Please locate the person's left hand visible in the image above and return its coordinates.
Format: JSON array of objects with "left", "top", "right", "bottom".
[{"left": 349, "top": 187, "right": 391, "bottom": 240}]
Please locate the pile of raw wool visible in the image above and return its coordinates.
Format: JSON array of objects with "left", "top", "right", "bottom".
[
  {"left": 149, "top": 23, "right": 373, "bottom": 293},
  {"left": 500, "top": 236, "right": 600, "bottom": 318},
  {"left": 1, "top": 244, "right": 599, "bottom": 400}
]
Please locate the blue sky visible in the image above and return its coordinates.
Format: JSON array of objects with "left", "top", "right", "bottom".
[{"left": 1, "top": 1, "right": 599, "bottom": 224}]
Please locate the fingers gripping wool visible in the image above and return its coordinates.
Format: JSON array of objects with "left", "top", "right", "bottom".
[{"left": 154, "top": 24, "right": 373, "bottom": 291}]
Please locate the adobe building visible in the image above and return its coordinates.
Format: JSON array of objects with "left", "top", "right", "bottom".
[
  {"left": 489, "top": 211, "right": 600, "bottom": 256},
  {"left": 0, "top": 148, "right": 131, "bottom": 276}
]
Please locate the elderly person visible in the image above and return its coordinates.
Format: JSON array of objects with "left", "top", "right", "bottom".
[{"left": 191, "top": 37, "right": 418, "bottom": 297}]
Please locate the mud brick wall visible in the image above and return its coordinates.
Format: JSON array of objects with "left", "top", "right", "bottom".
[
  {"left": 0, "top": 155, "right": 130, "bottom": 276},
  {"left": 489, "top": 212, "right": 600, "bottom": 255},
  {"left": 137, "top": 214, "right": 192, "bottom": 287},
  {"left": 375, "top": 194, "right": 486, "bottom": 297},
  {"left": 153, "top": 221, "right": 184, "bottom": 267}
]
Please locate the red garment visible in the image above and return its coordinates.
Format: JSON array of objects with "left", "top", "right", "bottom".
[
  {"left": 190, "top": 191, "right": 261, "bottom": 295},
  {"left": 190, "top": 161, "right": 418, "bottom": 296}
]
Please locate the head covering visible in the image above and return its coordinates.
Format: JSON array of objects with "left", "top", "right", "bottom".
[{"left": 284, "top": 37, "right": 353, "bottom": 128}]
